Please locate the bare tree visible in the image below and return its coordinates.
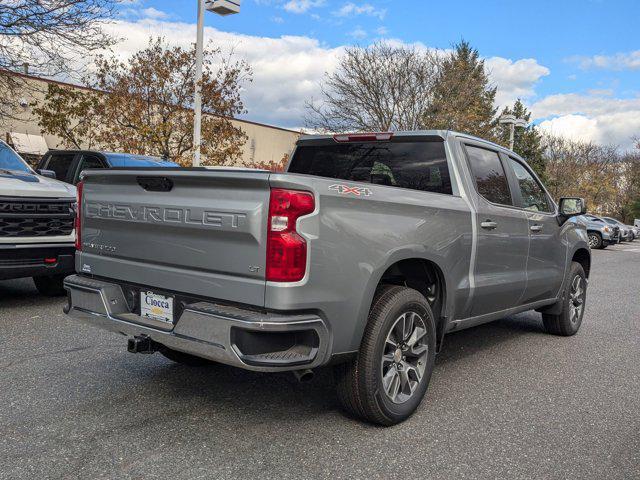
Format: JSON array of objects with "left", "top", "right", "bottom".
[
  {"left": 0, "top": 0, "right": 116, "bottom": 122},
  {"left": 543, "top": 133, "right": 620, "bottom": 214},
  {"left": 306, "top": 42, "right": 440, "bottom": 132}
]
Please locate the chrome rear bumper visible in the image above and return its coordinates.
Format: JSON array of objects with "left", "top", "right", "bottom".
[{"left": 63, "top": 275, "right": 331, "bottom": 372}]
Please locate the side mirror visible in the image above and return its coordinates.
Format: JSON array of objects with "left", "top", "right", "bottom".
[
  {"left": 558, "top": 197, "right": 586, "bottom": 224},
  {"left": 37, "top": 169, "right": 57, "bottom": 179}
]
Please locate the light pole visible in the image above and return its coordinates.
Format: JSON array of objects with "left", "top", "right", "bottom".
[
  {"left": 499, "top": 114, "right": 528, "bottom": 151},
  {"left": 192, "top": 0, "right": 241, "bottom": 167}
]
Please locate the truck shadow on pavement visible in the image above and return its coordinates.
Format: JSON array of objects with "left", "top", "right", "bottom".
[
  {"left": 0, "top": 277, "right": 551, "bottom": 425},
  {"left": 79, "top": 313, "right": 548, "bottom": 426}
]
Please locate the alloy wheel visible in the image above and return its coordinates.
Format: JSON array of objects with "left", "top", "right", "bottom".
[
  {"left": 380, "top": 311, "right": 429, "bottom": 404},
  {"left": 569, "top": 275, "right": 585, "bottom": 324}
]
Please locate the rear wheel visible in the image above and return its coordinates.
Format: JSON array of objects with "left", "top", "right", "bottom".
[
  {"left": 159, "top": 347, "right": 216, "bottom": 367},
  {"left": 334, "top": 285, "right": 436, "bottom": 425},
  {"left": 542, "top": 262, "right": 587, "bottom": 336},
  {"left": 33, "top": 274, "right": 66, "bottom": 296},
  {"left": 587, "top": 232, "right": 603, "bottom": 249}
]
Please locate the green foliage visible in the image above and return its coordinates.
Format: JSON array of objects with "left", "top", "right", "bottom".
[
  {"left": 497, "top": 99, "right": 547, "bottom": 180},
  {"left": 422, "top": 41, "right": 498, "bottom": 140}
]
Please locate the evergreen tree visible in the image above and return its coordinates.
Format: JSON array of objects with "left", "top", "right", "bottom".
[
  {"left": 498, "top": 99, "right": 547, "bottom": 180},
  {"left": 422, "top": 41, "right": 498, "bottom": 139}
]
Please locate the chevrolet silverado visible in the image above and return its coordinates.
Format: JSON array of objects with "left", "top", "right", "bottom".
[{"left": 63, "top": 130, "right": 590, "bottom": 425}]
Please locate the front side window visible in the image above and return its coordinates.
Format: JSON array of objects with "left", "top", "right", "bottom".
[
  {"left": 0, "top": 142, "right": 31, "bottom": 173},
  {"left": 464, "top": 145, "right": 513, "bottom": 205},
  {"left": 289, "top": 140, "right": 453, "bottom": 195},
  {"left": 508, "top": 158, "right": 552, "bottom": 213}
]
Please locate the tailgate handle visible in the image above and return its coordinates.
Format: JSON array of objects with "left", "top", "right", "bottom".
[{"left": 137, "top": 176, "right": 173, "bottom": 192}]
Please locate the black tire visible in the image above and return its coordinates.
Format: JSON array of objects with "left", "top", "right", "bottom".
[
  {"left": 587, "top": 232, "right": 603, "bottom": 249},
  {"left": 32, "top": 274, "right": 66, "bottom": 296},
  {"left": 542, "top": 262, "right": 587, "bottom": 336},
  {"left": 334, "top": 285, "right": 436, "bottom": 426},
  {"left": 159, "top": 347, "right": 216, "bottom": 367}
]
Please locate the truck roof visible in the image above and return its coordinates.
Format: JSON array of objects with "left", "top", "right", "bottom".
[{"left": 297, "top": 130, "right": 515, "bottom": 156}]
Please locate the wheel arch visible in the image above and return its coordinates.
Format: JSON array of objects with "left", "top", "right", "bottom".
[
  {"left": 352, "top": 252, "right": 451, "bottom": 353},
  {"left": 572, "top": 247, "right": 591, "bottom": 278}
]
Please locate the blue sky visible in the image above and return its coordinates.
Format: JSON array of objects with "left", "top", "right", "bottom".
[{"left": 113, "top": 0, "right": 640, "bottom": 147}]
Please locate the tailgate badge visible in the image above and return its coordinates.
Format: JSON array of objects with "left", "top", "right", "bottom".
[{"left": 82, "top": 264, "right": 92, "bottom": 273}]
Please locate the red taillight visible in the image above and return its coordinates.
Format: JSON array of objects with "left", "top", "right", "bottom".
[
  {"left": 333, "top": 132, "right": 394, "bottom": 143},
  {"left": 266, "top": 188, "right": 315, "bottom": 282},
  {"left": 75, "top": 181, "right": 83, "bottom": 251}
]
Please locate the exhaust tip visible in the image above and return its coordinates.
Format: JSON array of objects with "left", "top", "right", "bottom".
[{"left": 293, "top": 369, "right": 314, "bottom": 383}]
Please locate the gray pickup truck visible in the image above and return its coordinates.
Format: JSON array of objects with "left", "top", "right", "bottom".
[{"left": 64, "top": 131, "right": 590, "bottom": 425}]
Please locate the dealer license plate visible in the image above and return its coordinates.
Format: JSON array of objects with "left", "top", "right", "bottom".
[{"left": 140, "top": 291, "right": 174, "bottom": 323}]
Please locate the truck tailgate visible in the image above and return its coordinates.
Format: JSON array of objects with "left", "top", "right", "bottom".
[{"left": 78, "top": 169, "right": 270, "bottom": 306}]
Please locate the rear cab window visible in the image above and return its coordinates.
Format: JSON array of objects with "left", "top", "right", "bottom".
[{"left": 288, "top": 139, "right": 453, "bottom": 195}]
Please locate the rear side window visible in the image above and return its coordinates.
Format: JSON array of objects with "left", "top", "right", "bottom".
[
  {"left": 44, "top": 153, "right": 75, "bottom": 182},
  {"left": 464, "top": 145, "right": 512, "bottom": 206},
  {"left": 288, "top": 141, "right": 453, "bottom": 195}
]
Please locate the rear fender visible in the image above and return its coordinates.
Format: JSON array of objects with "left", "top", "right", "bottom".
[{"left": 351, "top": 248, "right": 453, "bottom": 352}]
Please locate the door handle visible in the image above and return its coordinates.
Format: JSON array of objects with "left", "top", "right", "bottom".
[
  {"left": 530, "top": 224, "right": 543, "bottom": 232},
  {"left": 480, "top": 221, "right": 498, "bottom": 230}
]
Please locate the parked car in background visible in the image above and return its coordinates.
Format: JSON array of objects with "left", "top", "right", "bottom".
[
  {"left": 0, "top": 140, "right": 76, "bottom": 295},
  {"left": 581, "top": 214, "right": 620, "bottom": 249},
  {"left": 64, "top": 130, "right": 591, "bottom": 425},
  {"left": 602, "top": 217, "right": 633, "bottom": 242},
  {"left": 37, "top": 150, "right": 179, "bottom": 185},
  {"left": 632, "top": 225, "right": 640, "bottom": 240}
]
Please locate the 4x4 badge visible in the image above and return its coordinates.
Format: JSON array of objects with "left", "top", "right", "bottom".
[{"left": 329, "top": 184, "right": 372, "bottom": 197}]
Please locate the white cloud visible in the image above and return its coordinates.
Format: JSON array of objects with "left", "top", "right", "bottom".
[
  {"left": 96, "top": 15, "right": 637, "bottom": 149},
  {"left": 283, "top": 0, "right": 325, "bottom": 14},
  {"left": 334, "top": 3, "right": 387, "bottom": 20},
  {"left": 532, "top": 93, "right": 640, "bottom": 148},
  {"left": 349, "top": 26, "right": 367, "bottom": 39},
  {"left": 97, "top": 17, "right": 554, "bottom": 130},
  {"left": 101, "top": 19, "right": 343, "bottom": 128},
  {"left": 484, "top": 57, "right": 550, "bottom": 107},
  {"left": 375, "top": 26, "right": 388, "bottom": 36},
  {"left": 572, "top": 50, "right": 640, "bottom": 71},
  {"left": 140, "top": 7, "right": 169, "bottom": 20}
]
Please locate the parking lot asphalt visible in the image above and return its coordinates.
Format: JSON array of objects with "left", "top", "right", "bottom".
[{"left": 1, "top": 243, "right": 639, "bottom": 480}]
